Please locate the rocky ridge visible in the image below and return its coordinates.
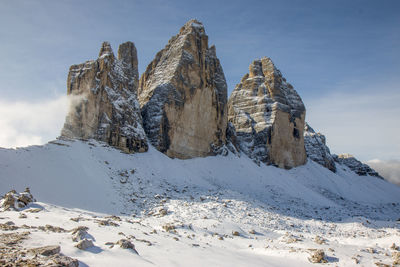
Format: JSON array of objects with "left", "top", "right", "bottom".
[
  {"left": 304, "top": 123, "right": 336, "bottom": 172},
  {"left": 61, "top": 42, "right": 148, "bottom": 153},
  {"left": 333, "top": 154, "right": 383, "bottom": 178},
  {"left": 228, "top": 57, "right": 307, "bottom": 169},
  {"left": 138, "top": 19, "right": 227, "bottom": 159}
]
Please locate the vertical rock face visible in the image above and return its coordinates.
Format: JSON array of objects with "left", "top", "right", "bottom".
[
  {"left": 304, "top": 123, "right": 336, "bottom": 172},
  {"left": 138, "top": 19, "right": 228, "bottom": 159},
  {"left": 228, "top": 57, "right": 307, "bottom": 169},
  {"left": 61, "top": 42, "right": 148, "bottom": 153},
  {"left": 333, "top": 154, "right": 383, "bottom": 178}
]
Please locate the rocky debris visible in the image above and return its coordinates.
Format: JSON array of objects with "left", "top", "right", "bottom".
[
  {"left": 0, "top": 221, "right": 18, "bottom": 231},
  {"left": 0, "top": 232, "right": 78, "bottom": 267},
  {"left": 283, "top": 234, "right": 302, "bottom": 244},
  {"left": 314, "top": 235, "right": 326, "bottom": 245},
  {"left": 308, "top": 249, "right": 327, "bottom": 263},
  {"left": 28, "top": 245, "right": 60, "bottom": 256},
  {"left": 333, "top": 154, "right": 383, "bottom": 178},
  {"left": 71, "top": 226, "right": 90, "bottom": 242},
  {"left": 304, "top": 123, "right": 336, "bottom": 172},
  {"left": 232, "top": 231, "right": 240, "bottom": 236},
  {"left": 162, "top": 223, "right": 176, "bottom": 232},
  {"left": 95, "top": 219, "right": 120, "bottom": 227},
  {"left": 75, "top": 239, "right": 94, "bottom": 250},
  {"left": 138, "top": 19, "right": 228, "bottom": 159},
  {"left": 25, "top": 207, "right": 42, "bottom": 213},
  {"left": 375, "top": 263, "right": 391, "bottom": 267},
  {"left": 117, "top": 239, "right": 138, "bottom": 253},
  {"left": 0, "top": 188, "right": 35, "bottom": 211},
  {"left": 393, "top": 251, "right": 400, "bottom": 265},
  {"left": 228, "top": 57, "right": 307, "bottom": 169},
  {"left": 61, "top": 41, "right": 148, "bottom": 153},
  {"left": 38, "top": 224, "right": 67, "bottom": 233},
  {"left": 159, "top": 207, "right": 168, "bottom": 217},
  {"left": 390, "top": 243, "right": 399, "bottom": 251}
]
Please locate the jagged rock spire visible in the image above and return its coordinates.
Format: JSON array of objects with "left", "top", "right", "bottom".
[
  {"left": 99, "top": 41, "right": 113, "bottom": 57},
  {"left": 228, "top": 57, "right": 307, "bottom": 169},
  {"left": 138, "top": 19, "right": 228, "bottom": 159},
  {"left": 61, "top": 41, "right": 148, "bottom": 153}
]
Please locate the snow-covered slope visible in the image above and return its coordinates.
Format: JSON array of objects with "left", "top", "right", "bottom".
[{"left": 0, "top": 139, "right": 399, "bottom": 266}]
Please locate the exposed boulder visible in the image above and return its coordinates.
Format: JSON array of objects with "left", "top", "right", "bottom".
[
  {"left": 228, "top": 57, "right": 307, "bottom": 169},
  {"left": 138, "top": 19, "right": 228, "bottom": 159},
  {"left": 61, "top": 41, "right": 148, "bottom": 153},
  {"left": 333, "top": 154, "right": 383, "bottom": 178},
  {"left": 0, "top": 188, "right": 35, "bottom": 211},
  {"left": 304, "top": 123, "right": 336, "bottom": 172}
]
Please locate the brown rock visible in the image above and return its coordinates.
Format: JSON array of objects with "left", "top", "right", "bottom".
[
  {"left": 228, "top": 57, "right": 307, "bottom": 169},
  {"left": 308, "top": 249, "right": 327, "bottom": 263},
  {"left": 28, "top": 245, "right": 60, "bottom": 256},
  {"left": 138, "top": 19, "right": 228, "bottom": 159},
  {"left": 61, "top": 41, "right": 148, "bottom": 153},
  {"left": 75, "top": 239, "right": 94, "bottom": 250},
  {"left": 117, "top": 239, "right": 138, "bottom": 253}
]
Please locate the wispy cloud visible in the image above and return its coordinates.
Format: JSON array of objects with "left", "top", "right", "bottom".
[
  {"left": 367, "top": 159, "right": 400, "bottom": 186},
  {"left": 0, "top": 96, "right": 68, "bottom": 148},
  {"left": 304, "top": 82, "right": 400, "bottom": 162}
]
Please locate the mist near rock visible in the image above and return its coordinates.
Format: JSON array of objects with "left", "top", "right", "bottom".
[
  {"left": 367, "top": 159, "right": 400, "bottom": 186},
  {"left": 0, "top": 95, "right": 86, "bottom": 148}
]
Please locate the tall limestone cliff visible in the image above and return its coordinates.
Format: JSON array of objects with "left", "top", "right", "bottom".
[
  {"left": 304, "top": 123, "right": 336, "bottom": 172},
  {"left": 228, "top": 57, "right": 307, "bottom": 169},
  {"left": 61, "top": 42, "right": 148, "bottom": 153},
  {"left": 138, "top": 19, "right": 227, "bottom": 159}
]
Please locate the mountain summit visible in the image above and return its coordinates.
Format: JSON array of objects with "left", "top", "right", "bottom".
[
  {"left": 61, "top": 41, "right": 147, "bottom": 153},
  {"left": 228, "top": 57, "right": 307, "bottom": 169},
  {"left": 138, "top": 19, "right": 228, "bottom": 159}
]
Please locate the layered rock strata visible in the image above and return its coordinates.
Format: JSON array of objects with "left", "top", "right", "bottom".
[
  {"left": 228, "top": 57, "right": 307, "bottom": 169},
  {"left": 61, "top": 42, "right": 148, "bottom": 153},
  {"left": 304, "top": 123, "right": 336, "bottom": 172},
  {"left": 333, "top": 154, "right": 382, "bottom": 178},
  {"left": 138, "top": 20, "right": 227, "bottom": 159}
]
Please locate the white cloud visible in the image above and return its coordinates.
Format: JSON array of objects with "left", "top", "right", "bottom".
[
  {"left": 304, "top": 85, "right": 400, "bottom": 162},
  {"left": 0, "top": 95, "right": 69, "bottom": 148},
  {"left": 367, "top": 159, "right": 400, "bottom": 186}
]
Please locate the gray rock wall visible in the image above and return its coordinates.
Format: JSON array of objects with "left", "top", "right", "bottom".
[{"left": 61, "top": 42, "right": 148, "bottom": 153}]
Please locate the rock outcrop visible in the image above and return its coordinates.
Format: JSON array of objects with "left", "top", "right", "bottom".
[
  {"left": 228, "top": 57, "right": 307, "bottom": 169},
  {"left": 333, "top": 154, "right": 383, "bottom": 178},
  {"left": 138, "top": 19, "right": 227, "bottom": 159},
  {"left": 304, "top": 123, "right": 336, "bottom": 172},
  {"left": 0, "top": 188, "right": 35, "bottom": 211},
  {"left": 61, "top": 42, "right": 148, "bottom": 153}
]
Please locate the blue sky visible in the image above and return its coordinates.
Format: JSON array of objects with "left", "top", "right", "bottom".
[{"left": 0, "top": 0, "right": 399, "bottom": 162}]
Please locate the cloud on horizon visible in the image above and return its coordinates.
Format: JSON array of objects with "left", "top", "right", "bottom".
[
  {"left": 367, "top": 159, "right": 400, "bottom": 186},
  {"left": 304, "top": 82, "right": 400, "bottom": 162},
  {"left": 0, "top": 96, "right": 68, "bottom": 148}
]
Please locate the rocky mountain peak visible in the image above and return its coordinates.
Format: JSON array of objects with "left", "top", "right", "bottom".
[
  {"left": 179, "top": 19, "right": 205, "bottom": 35},
  {"left": 117, "top": 41, "right": 138, "bottom": 73},
  {"left": 98, "top": 41, "right": 114, "bottom": 58},
  {"left": 138, "top": 19, "right": 227, "bottom": 159},
  {"left": 228, "top": 58, "right": 307, "bottom": 169},
  {"left": 61, "top": 41, "right": 147, "bottom": 153}
]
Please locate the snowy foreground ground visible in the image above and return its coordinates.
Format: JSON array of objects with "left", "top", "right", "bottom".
[{"left": 0, "top": 139, "right": 400, "bottom": 266}]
